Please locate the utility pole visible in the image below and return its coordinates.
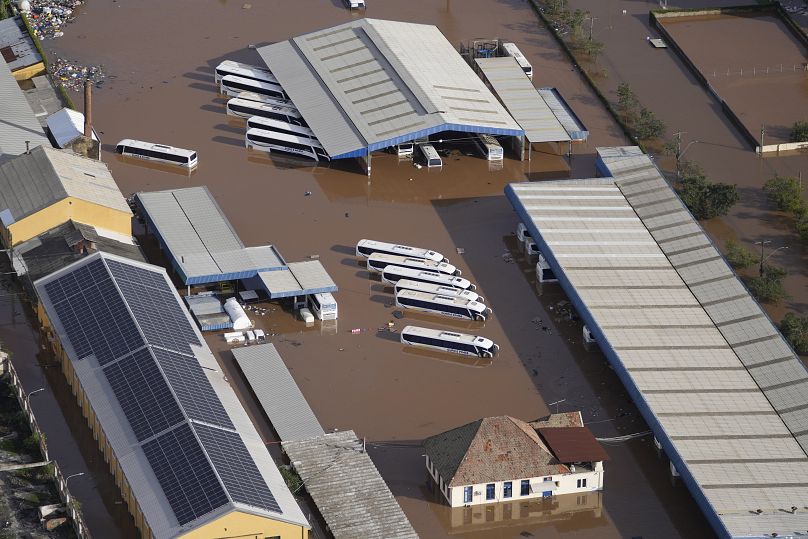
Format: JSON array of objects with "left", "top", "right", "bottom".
[
  {"left": 588, "top": 16, "right": 598, "bottom": 41},
  {"left": 760, "top": 124, "right": 765, "bottom": 155},
  {"left": 674, "top": 131, "right": 683, "bottom": 183}
]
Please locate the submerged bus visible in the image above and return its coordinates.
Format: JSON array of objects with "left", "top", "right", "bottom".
[
  {"left": 227, "top": 98, "right": 305, "bottom": 126},
  {"left": 381, "top": 266, "right": 474, "bottom": 290},
  {"left": 367, "top": 253, "right": 459, "bottom": 276},
  {"left": 356, "top": 239, "right": 447, "bottom": 263},
  {"left": 116, "top": 139, "right": 197, "bottom": 169},
  {"left": 220, "top": 74, "right": 287, "bottom": 100},
  {"left": 395, "top": 290, "right": 491, "bottom": 321},
  {"left": 401, "top": 326, "right": 499, "bottom": 358},
  {"left": 307, "top": 292, "right": 338, "bottom": 320},
  {"left": 501, "top": 42, "right": 533, "bottom": 79},
  {"left": 245, "top": 128, "right": 330, "bottom": 162},
  {"left": 418, "top": 143, "right": 442, "bottom": 168},
  {"left": 394, "top": 279, "right": 483, "bottom": 303},
  {"left": 234, "top": 91, "right": 294, "bottom": 108},
  {"left": 476, "top": 134, "right": 504, "bottom": 161},
  {"left": 247, "top": 116, "right": 316, "bottom": 140},
  {"left": 214, "top": 60, "right": 274, "bottom": 85}
]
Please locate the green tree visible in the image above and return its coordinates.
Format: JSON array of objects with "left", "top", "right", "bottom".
[
  {"left": 781, "top": 312, "right": 808, "bottom": 354},
  {"left": 791, "top": 121, "right": 808, "bottom": 143},
  {"left": 579, "top": 39, "right": 605, "bottom": 58},
  {"left": 616, "top": 83, "right": 639, "bottom": 126},
  {"left": 678, "top": 165, "right": 739, "bottom": 220},
  {"left": 725, "top": 240, "right": 756, "bottom": 270},
  {"left": 764, "top": 175, "right": 804, "bottom": 214},
  {"left": 635, "top": 107, "right": 666, "bottom": 140},
  {"left": 566, "top": 9, "right": 587, "bottom": 39},
  {"left": 746, "top": 264, "right": 787, "bottom": 304}
]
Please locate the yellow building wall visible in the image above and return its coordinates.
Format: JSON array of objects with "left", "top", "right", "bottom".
[
  {"left": 179, "top": 511, "right": 309, "bottom": 539},
  {"left": 12, "top": 62, "right": 46, "bottom": 81},
  {"left": 6, "top": 196, "right": 131, "bottom": 246}
]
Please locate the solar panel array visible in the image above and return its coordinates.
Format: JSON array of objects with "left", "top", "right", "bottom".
[{"left": 40, "top": 255, "right": 284, "bottom": 527}]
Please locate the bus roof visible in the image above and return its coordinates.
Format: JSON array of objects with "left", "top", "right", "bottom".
[
  {"left": 228, "top": 98, "right": 301, "bottom": 117},
  {"left": 397, "top": 289, "right": 479, "bottom": 308},
  {"left": 236, "top": 91, "right": 294, "bottom": 107},
  {"left": 116, "top": 139, "right": 196, "bottom": 157},
  {"left": 248, "top": 116, "right": 314, "bottom": 135},
  {"left": 402, "top": 325, "right": 493, "bottom": 345},
  {"left": 221, "top": 74, "right": 283, "bottom": 90},
  {"left": 247, "top": 128, "right": 325, "bottom": 149},
  {"left": 217, "top": 59, "right": 272, "bottom": 74}
]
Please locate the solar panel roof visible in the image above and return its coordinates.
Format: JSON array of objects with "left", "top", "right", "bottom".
[
  {"left": 506, "top": 150, "right": 808, "bottom": 539},
  {"left": 35, "top": 253, "right": 309, "bottom": 536}
]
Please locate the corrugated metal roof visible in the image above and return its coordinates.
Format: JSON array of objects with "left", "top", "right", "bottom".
[
  {"left": 184, "top": 294, "right": 223, "bottom": 316},
  {"left": 0, "top": 145, "right": 128, "bottom": 226},
  {"left": 232, "top": 344, "right": 325, "bottom": 442},
  {"left": 0, "top": 56, "right": 50, "bottom": 157},
  {"left": 506, "top": 153, "right": 808, "bottom": 539},
  {"left": 475, "top": 57, "right": 570, "bottom": 144},
  {"left": 34, "top": 252, "right": 309, "bottom": 538},
  {"left": 136, "top": 187, "right": 284, "bottom": 284},
  {"left": 283, "top": 431, "right": 419, "bottom": 539},
  {"left": 259, "top": 19, "right": 522, "bottom": 159},
  {"left": 538, "top": 427, "right": 609, "bottom": 463},
  {"left": 0, "top": 16, "right": 42, "bottom": 72},
  {"left": 537, "top": 88, "right": 588, "bottom": 141},
  {"left": 257, "top": 261, "right": 338, "bottom": 298}
]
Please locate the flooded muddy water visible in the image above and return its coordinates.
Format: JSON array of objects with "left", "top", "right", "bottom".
[
  {"left": 6, "top": 0, "right": 742, "bottom": 537},
  {"left": 660, "top": 12, "right": 808, "bottom": 145}
]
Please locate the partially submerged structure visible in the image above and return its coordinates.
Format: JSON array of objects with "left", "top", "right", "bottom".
[
  {"left": 423, "top": 413, "right": 607, "bottom": 508},
  {"left": 506, "top": 146, "right": 808, "bottom": 539}
]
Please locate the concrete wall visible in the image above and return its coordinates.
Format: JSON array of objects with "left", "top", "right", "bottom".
[
  {"left": 758, "top": 140, "right": 808, "bottom": 154},
  {"left": 11, "top": 61, "right": 46, "bottom": 81},
  {"left": 5, "top": 197, "right": 131, "bottom": 247}
]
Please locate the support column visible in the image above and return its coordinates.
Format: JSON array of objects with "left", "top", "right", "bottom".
[{"left": 366, "top": 149, "right": 372, "bottom": 177}]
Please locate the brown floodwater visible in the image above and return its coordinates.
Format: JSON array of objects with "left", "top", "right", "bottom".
[
  {"left": 661, "top": 12, "right": 808, "bottom": 145},
  {"left": 0, "top": 0, "right": 755, "bottom": 537}
]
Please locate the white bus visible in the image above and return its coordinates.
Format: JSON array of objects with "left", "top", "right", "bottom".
[
  {"left": 395, "top": 279, "right": 483, "bottom": 303},
  {"left": 116, "top": 139, "right": 197, "bottom": 169},
  {"left": 234, "top": 91, "right": 294, "bottom": 108},
  {"left": 476, "top": 134, "right": 504, "bottom": 161},
  {"left": 401, "top": 326, "right": 499, "bottom": 358},
  {"left": 247, "top": 116, "right": 316, "bottom": 140},
  {"left": 345, "top": 0, "right": 365, "bottom": 8},
  {"left": 214, "top": 60, "right": 274, "bottom": 85},
  {"left": 502, "top": 42, "right": 533, "bottom": 80},
  {"left": 227, "top": 98, "right": 305, "bottom": 125},
  {"left": 220, "top": 74, "right": 287, "bottom": 100},
  {"left": 307, "top": 292, "right": 337, "bottom": 320},
  {"left": 382, "top": 266, "right": 475, "bottom": 290},
  {"left": 396, "top": 289, "right": 491, "bottom": 321},
  {"left": 356, "top": 239, "right": 447, "bottom": 263},
  {"left": 516, "top": 222, "right": 531, "bottom": 243},
  {"left": 396, "top": 142, "right": 414, "bottom": 157},
  {"left": 418, "top": 143, "right": 442, "bottom": 168},
  {"left": 246, "top": 128, "right": 330, "bottom": 162},
  {"left": 367, "top": 254, "right": 459, "bottom": 276}
]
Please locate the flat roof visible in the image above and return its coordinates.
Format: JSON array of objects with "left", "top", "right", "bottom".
[
  {"left": 46, "top": 107, "right": 98, "bottom": 148},
  {"left": 475, "top": 57, "right": 570, "bottom": 144},
  {"left": 136, "top": 186, "right": 285, "bottom": 284},
  {"left": 283, "top": 431, "right": 418, "bottom": 539},
  {"left": 258, "top": 19, "right": 523, "bottom": 159},
  {"left": 257, "top": 260, "right": 337, "bottom": 298},
  {"left": 34, "top": 252, "right": 308, "bottom": 538},
  {"left": 506, "top": 150, "right": 808, "bottom": 539},
  {"left": 0, "top": 16, "right": 42, "bottom": 72},
  {"left": 233, "top": 343, "right": 325, "bottom": 442},
  {"left": 0, "top": 56, "right": 49, "bottom": 158}
]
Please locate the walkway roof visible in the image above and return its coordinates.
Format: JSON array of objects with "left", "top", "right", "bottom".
[
  {"left": 283, "top": 431, "right": 418, "bottom": 539},
  {"left": 505, "top": 148, "right": 808, "bottom": 539},
  {"left": 257, "top": 260, "right": 337, "bottom": 298},
  {"left": 537, "top": 87, "right": 588, "bottom": 141},
  {"left": 136, "top": 187, "right": 284, "bottom": 285},
  {"left": 475, "top": 57, "right": 570, "bottom": 144},
  {"left": 35, "top": 252, "right": 308, "bottom": 538},
  {"left": 233, "top": 344, "right": 325, "bottom": 442},
  {"left": 0, "top": 55, "right": 48, "bottom": 158},
  {"left": 258, "top": 18, "right": 523, "bottom": 159}
]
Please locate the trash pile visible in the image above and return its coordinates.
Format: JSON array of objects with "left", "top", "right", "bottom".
[
  {"left": 49, "top": 57, "right": 105, "bottom": 91},
  {"left": 26, "top": 0, "right": 84, "bottom": 40}
]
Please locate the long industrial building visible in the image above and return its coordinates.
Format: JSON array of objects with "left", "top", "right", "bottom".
[
  {"left": 506, "top": 147, "right": 808, "bottom": 539},
  {"left": 35, "top": 252, "right": 310, "bottom": 538}
]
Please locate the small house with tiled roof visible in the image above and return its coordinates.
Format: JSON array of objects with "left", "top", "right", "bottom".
[{"left": 423, "top": 413, "right": 608, "bottom": 507}]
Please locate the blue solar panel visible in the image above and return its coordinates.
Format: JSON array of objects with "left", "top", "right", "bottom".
[
  {"left": 142, "top": 424, "right": 229, "bottom": 525},
  {"left": 194, "top": 423, "right": 280, "bottom": 514},
  {"left": 152, "top": 348, "right": 234, "bottom": 429},
  {"left": 103, "top": 349, "right": 185, "bottom": 441}
]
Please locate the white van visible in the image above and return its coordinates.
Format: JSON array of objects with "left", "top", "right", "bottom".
[{"left": 308, "top": 292, "right": 338, "bottom": 320}]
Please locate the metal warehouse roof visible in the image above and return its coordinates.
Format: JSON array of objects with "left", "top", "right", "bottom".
[
  {"left": 0, "top": 145, "right": 129, "bottom": 227},
  {"left": 506, "top": 151, "right": 808, "bottom": 539},
  {"left": 136, "top": 186, "right": 284, "bottom": 284},
  {"left": 257, "top": 260, "right": 337, "bottom": 298},
  {"left": 283, "top": 431, "right": 419, "bottom": 539},
  {"left": 475, "top": 57, "right": 570, "bottom": 144},
  {"left": 0, "top": 16, "right": 42, "bottom": 72},
  {"left": 34, "top": 252, "right": 309, "bottom": 538},
  {"left": 0, "top": 56, "right": 49, "bottom": 158},
  {"left": 233, "top": 343, "right": 325, "bottom": 442},
  {"left": 537, "top": 88, "right": 588, "bottom": 141},
  {"left": 258, "top": 19, "right": 523, "bottom": 159}
]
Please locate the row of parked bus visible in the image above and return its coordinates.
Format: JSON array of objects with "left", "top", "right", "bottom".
[
  {"left": 214, "top": 60, "right": 331, "bottom": 162},
  {"left": 355, "top": 239, "right": 499, "bottom": 359}
]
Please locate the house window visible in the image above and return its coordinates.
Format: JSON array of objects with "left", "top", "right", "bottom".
[
  {"left": 520, "top": 479, "right": 530, "bottom": 496},
  {"left": 577, "top": 478, "right": 587, "bottom": 488},
  {"left": 503, "top": 481, "right": 512, "bottom": 498},
  {"left": 463, "top": 486, "right": 473, "bottom": 503},
  {"left": 485, "top": 483, "right": 495, "bottom": 500}
]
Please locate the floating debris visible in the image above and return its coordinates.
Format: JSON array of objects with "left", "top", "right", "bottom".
[
  {"left": 49, "top": 57, "right": 105, "bottom": 91},
  {"left": 27, "top": 0, "right": 84, "bottom": 40}
]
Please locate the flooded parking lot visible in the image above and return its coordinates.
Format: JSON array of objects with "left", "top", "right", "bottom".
[{"left": 660, "top": 11, "right": 808, "bottom": 145}]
